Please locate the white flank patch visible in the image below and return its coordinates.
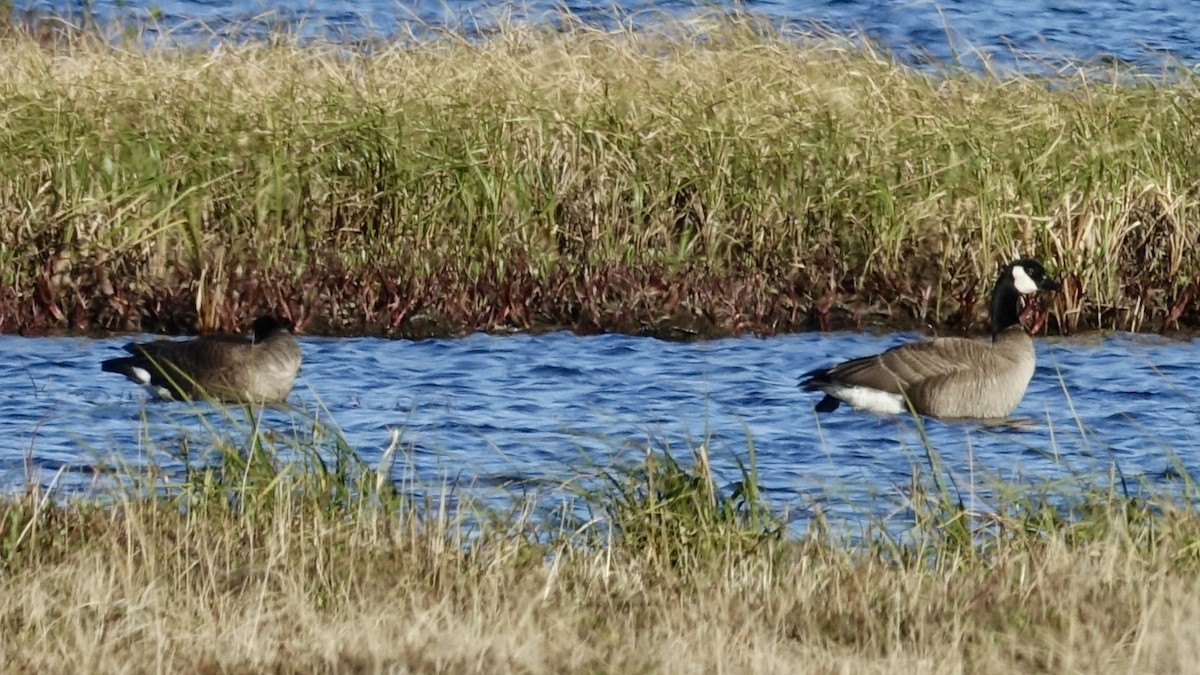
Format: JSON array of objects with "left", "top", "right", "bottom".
[
  {"left": 130, "top": 366, "right": 152, "bottom": 386},
  {"left": 1011, "top": 264, "right": 1039, "bottom": 294},
  {"left": 146, "top": 385, "right": 174, "bottom": 400},
  {"left": 825, "top": 385, "right": 905, "bottom": 415},
  {"left": 129, "top": 367, "right": 174, "bottom": 399}
]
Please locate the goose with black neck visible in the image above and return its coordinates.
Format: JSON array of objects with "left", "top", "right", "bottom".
[{"left": 800, "top": 259, "right": 1061, "bottom": 420}]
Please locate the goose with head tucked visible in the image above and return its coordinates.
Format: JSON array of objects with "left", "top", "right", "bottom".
[
  {"left": 800, "top": 259, "right": 1060, "bottom": 420},
  {"left": 101, "top": 315, "right": 302, "bottom": 403}
]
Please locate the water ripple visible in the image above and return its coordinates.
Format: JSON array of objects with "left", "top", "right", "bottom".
[
  {"left": 2, "top": 328, "right": 1198, "bottom": 521},
  {"left": 14, "top": 0, "right": 1200, "bottom": 70}
]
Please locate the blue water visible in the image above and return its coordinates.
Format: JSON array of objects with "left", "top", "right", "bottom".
[
  {"left": 4, "top": 2, "right": 1195, "bottom": 530},
  {"left": 12, "top": 0, "right": 1200, "bottom": 70},
  {"left": 3, "top": 331, "right": 1197, "bottom": 528}
]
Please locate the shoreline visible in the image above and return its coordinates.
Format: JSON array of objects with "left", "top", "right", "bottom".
[{"left": 11, "top": 260, "right": 1190, "bottom": 339}]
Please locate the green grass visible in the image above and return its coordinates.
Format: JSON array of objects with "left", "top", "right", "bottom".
[
  {"left": 4, "top": 405, "right": 1200, "bottom": 672},
  {"left": 0, "top": 14, "right": 1197, "bottom": 337}
]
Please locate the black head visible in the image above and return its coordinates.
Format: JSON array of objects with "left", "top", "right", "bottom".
[
  {"left": 989, "top": 258, "right": 1060, "bottom": 337},
  {"left": 250, "top": 315, "right": 294, "bottom": 343},
  {"left": 1003, "top": 258, "right": 1061, "bottom": 295}
]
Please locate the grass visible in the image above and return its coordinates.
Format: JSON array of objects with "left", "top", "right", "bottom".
[
  {"left": 3, "top": 9, "right": 1200, "bottom": 670},
  {"left": 4, "top": 406, "right": 1200, "bottom": 673},
  {"left": 0, "top": 12, "right": 1197, "bottom": 337}
]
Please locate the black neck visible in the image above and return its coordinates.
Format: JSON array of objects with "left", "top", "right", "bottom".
[
  {"left": 989, "top": 276, "right": 1022, "bottom": 338},
  {"left": 253, "top": 324, "right": 282, "bottom": 343}
]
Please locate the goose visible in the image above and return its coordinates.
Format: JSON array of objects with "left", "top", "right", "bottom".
[
  {"left": 800, "top": 259, "right": 1060, "bottom": 419},
  {"left": 101, "top": 315, "right": 302, "bottom": 403}
]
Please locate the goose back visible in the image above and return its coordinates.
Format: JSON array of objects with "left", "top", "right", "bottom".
[
  {"left": 893, "top": 328, "right": 1034, "bottom": 418},
  {"left": 102, "top": 318, "right": 301, "bottom": 403},
  {"left": 805, "top": 327, "right": 1036, "bottom": 419}
]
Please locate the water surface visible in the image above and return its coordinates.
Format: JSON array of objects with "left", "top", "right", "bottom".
[
  {"left": 3, "top": 330, "right": 1196, "bottom": 526},
  {"left": 14, "top": 0, "right": 1200, "bottom": 70}
]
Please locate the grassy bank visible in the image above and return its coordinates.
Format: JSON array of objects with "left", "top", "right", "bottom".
[
  {"left": 4, "top": 417, "right": 1200, "bottom": 673},
  {"left": 1, "top": 15, "right": 1199, "bottom": 337}
]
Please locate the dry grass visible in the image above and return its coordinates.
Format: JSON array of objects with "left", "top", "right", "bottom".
[
  {"left": 0, "top": 14, "right": 1197, "bottom": 336},
  {"left": 10, "top": 535, "right": 1200, "bottom": 674},
  {"left": 4, "top": 415, "right": 1200, "bottom": 673}
]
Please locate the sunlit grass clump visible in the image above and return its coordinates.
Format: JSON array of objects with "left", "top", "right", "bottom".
[
  {"left": 0, "top": 12, "right": 1197, "bottom": 337},
  {"left": 4, "top": 409, "right": 1200, "bottom": 672}
]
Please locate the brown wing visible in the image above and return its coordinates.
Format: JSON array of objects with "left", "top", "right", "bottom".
[
  {"left": 129, "top": 336, "right": 253, "bottom": 388},
  {"left": 825, "top": 337, "right": 999, "bottom": 395}
]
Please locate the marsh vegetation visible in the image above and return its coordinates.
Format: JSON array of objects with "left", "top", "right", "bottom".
[{"left": 1, "top": 14, "right": 1197, "bottom": 338}]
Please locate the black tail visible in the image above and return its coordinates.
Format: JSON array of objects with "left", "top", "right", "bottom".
[
  {"left": 799, "top": 367, "right": 831, "bottom": 391},
  {"left": 101, "top": 357, "right": 134, "bottom": 375},
  {"left": 814, "top": 395, "right": 840, "bottom": 413},
  {"left": 101, "top": 356, "right": 146, "bottom": 383},
  {"left": 801, "top": 367, "right": 840, "bottom": 413}
]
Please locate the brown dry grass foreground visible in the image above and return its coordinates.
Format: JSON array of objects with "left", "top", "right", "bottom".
[
  {"left": 0, "top": 13, "right": 1198, "bottom": 337},
  {"left": 3, "top": 414, "right": 1200, "bottom": 673}
]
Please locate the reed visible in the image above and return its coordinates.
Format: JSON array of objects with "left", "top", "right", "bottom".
[
  {"left": 3, "top": 405, "right": 1200, "bottom": 673},
  {"left": 0, "top": 12, "right": 1197, "bottom": 337}
]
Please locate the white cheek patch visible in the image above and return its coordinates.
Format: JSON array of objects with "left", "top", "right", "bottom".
[
  {"left": 825, "top": 385, "right": 905, "bottom": 415},
  {"left": 1011, "top": 265, "right": 1040, "bottom": 294}
]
